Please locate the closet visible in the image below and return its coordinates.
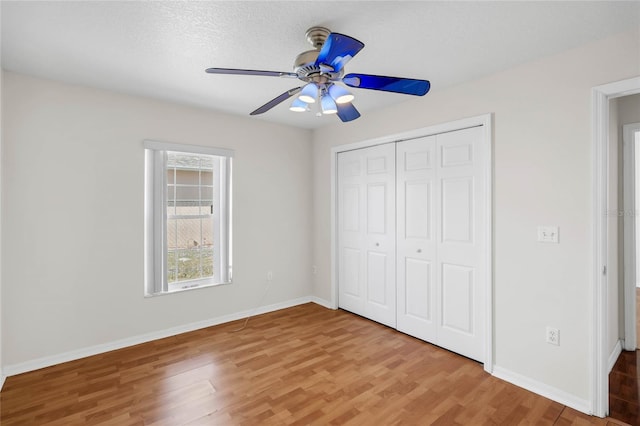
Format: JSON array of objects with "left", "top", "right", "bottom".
[{"left": 337, "top": 126, "right": 487, "bottom": 362}]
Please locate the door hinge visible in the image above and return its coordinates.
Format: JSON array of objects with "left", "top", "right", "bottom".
[{"left": 603, "top": 265, "right": 607, "bottom": 275}]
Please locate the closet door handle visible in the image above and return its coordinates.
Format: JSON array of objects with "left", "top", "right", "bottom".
[
  {"left": 417, "top": 249, "right": 422, "bottom": 253},
  {"left": 375, "top": 242, "right": 380, "bottom": 247}
]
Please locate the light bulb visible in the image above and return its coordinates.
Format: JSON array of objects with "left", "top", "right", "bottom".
[
  {"left": 298, "top": 83, "right": 318, "bottom": 104},
  {"left": 321, "top": 94, "right": 338, "bottom": 115},
  {"left": 328, "top": 84, "right": 354, "bottom": 104},
  {"left": 289, "top": 98, "right": 308, "bottom": 112}
]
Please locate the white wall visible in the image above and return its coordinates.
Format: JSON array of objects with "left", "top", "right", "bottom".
[
  {"left": 312, "top": 29, "right": 639, "bottom": 405},
  {"left": 2, "top": 72, "right": 313, "bottom": 367}
]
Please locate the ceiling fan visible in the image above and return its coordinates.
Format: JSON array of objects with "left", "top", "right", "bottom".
[{"left": 205, "top": 27, "right": 431, "bottom": 122}]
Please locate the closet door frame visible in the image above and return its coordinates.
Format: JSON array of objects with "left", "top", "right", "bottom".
[{"left": 330, "top": 113, "right": 493, "bottom": 373}]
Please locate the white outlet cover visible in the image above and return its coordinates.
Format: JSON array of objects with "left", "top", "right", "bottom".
[
  {"left": 537, "top": 226, "right": 559, "bottom": 243},
  {"left": 546, "top": 326, "right": 560, "bottom": 345}
]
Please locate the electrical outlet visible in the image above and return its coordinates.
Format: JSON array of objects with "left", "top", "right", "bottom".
[
  {"left": 267, "top": 271, "right": 273, "bottom": 281},
  {"left": 537, "top": 226, "right": 559, "bottom": 243},
  {"left": 312, "top": 265, "right": 317, "bottom": 275},
  {"left": 546, "top": 327, "right": 560, "bottom": 346}
]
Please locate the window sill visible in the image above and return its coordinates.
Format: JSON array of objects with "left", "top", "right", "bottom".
[{"left": 145, "top": 280, "right": 232, "bottom": 298}]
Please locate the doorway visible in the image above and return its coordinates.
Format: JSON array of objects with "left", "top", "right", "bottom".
[
  {"left": 593, "top": 77, "right": 640, "bottom": 418},
  {"left": 622, "top": 121, "right": 640, "bottom": 351},
  {"left": 606, "top": 97, "right": 640, "bottom": 424}
]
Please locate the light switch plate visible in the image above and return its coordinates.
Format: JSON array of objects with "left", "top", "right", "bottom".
[{"left": 537, "top": 226, "right": 559, "bottom": 243}]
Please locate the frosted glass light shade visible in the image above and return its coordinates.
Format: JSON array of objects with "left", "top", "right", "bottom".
[
  {"left": 298, "top": 83, "right": 318, "bottom": 103},
  {"left": 289, "top": 98, "right": 308, "bottom": 112},
  {"left": 328, "top": 84, "right": 354, "bottom": 104},
  {"left": 321, "top": 94, "right": 338, "bottom": 115}
]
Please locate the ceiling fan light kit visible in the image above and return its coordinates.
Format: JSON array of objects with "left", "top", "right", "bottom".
[
  {"left": 205, "top": 26, "right": 430, "bottom": 122},
  {"left": 298, "top": 83, "right": 319, "bottom": 103},
  {"left": 320, "top": 93, "right": 338, "bottom": 115},
  {"left": 289, "top": 98, "right": 309, "bottom": 112},
  {"left": 328, "top": 84, "right": 354, "bottom": 104}
]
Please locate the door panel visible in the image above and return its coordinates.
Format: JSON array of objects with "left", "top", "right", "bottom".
[
  {"left": 367, "top": 251, "right": 387, "bottom": 305},
  {"left": 441, "top": 263, "right": 474, "bottom": 334},
  {"left": 367, "top": 183, "right": 387, "bottom": 234},
  {"left": 441, "top": 177, "right": 474, "bottom": 243},
  {"left": 341, "top": 248, "right": 361, "bottom": 298},
  {"left": 436, "top": 126, "right": 485, "bottom": 362},
  {"left": 338, "top": 151, "right": 364, "bottom": 315},
  {"left": 405, "top": 258, "right": 432, "bottom": 321},
  {"left": 396, "top": 136, "right": 437, "bottom": 342},
  {"left": 342, "top": 185, "right": 360, "bottom": 232},
  {"left": 338, "top": 144, "right": 396, "bottom": 328},
  {"left": 363, "top": 144, "right": 396, "bottom": 327},
  {"left": 405, "top": 181, "right": 431, "bottom": 239}
]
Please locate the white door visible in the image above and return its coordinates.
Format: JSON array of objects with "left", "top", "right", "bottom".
[
  {"left": 435, "top": 127, "right": 486, "bottom": 362},
  {"left": 397, "top": 127, "right": 486, "bottom": 362},
  {"left": 338, "top": 126, "right": 486, "bottom": 362},
  {"left": 338, "top": 144, "right": 396, "bottom": 327},
  {"left": 396, "top": 136, "right": 438, "bottom": 342}
]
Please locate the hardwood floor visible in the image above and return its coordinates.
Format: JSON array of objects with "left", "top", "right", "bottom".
[
  {"left": 0, "top": 303, "right": 629, "bottom": 425},
  {"left": 637, "top": 288, "right": 640, "bottom": 349},
  {"left": 609, "top": 350, "right": 640, "bottom": 425},
  {"left": 607, "top": 288, "right": 640, "bottom": 424}
]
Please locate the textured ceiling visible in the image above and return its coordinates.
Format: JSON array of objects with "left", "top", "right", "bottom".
[{"left": 1, "top": 1, "right": 638, "bottom": 129}]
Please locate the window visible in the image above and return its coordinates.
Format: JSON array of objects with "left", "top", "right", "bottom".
[{"left": 144, "top": 140, "right": 232, "bottom": 295}]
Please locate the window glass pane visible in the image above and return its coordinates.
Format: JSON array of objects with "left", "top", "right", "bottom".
[
  {"left": 201, "top": 247, "right": 214, "bottom": 277},
  {"left": 168, "top": 217, "right": 214, "bottom": 283},
  {"left": 202, "top": 217, "right": 213, "bottom": 248},
  {"left": 200, "top": 184, "right": 214, "bottom": 215},
  {"left": 176, "top": 218, "right": 203, "bottom": 249},
  {"left": 176, "top": 248, "right": 200, "bottom": 282},
  {"left": 175, "top": 169, "right": 199, "bottom": 185},
  {"left": 165, "top": 151, "right": 217, "bottom": 285},
  {"left": 201, "top": 170, "right": 213, "bottom": 186},
  {"left": 167, "top": 186, "right": 176, "bottom": 216},
  {"left": 175, "top": 204, "right": 200, "bottom": 216},
  {"left": 167, "top": 250, "right": 177, "bottom": 284},
  {"left": 175, "top": 186, "right": 200, "bottom": 203},
  {"left": 167, "top": 218, "right": 178, "bottom": 250}
]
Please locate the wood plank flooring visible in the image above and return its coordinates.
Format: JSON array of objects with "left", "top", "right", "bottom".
[
  {"left": 636, "top": 288, "right": 640, "bottom": 349},
  {"left": 0, "top": 303, "right": 629, "bottom": 425},
  {"left": 606, "top": 288, "right": 640, "bottom": 424},
  {"left": 609, "top": 350, "right": 640, "bottom": 425}
]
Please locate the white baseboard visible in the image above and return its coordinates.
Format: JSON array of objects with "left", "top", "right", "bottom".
[
  {"left": 492, "top": 366, "right": 592, "bottom": 415},
  {"left": 309, "top": 296, "right": 335, "bottom": 310},
  {"left": 3, "top": 296, "right": 323, "bottom": 377},
  {"left": 608, "top": 339, "right": 623, "bottom": 373}
]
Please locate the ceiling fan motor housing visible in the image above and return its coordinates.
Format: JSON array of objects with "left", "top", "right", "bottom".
[{"left": 293, "top": 27, "right": 342, "bottom": 84}]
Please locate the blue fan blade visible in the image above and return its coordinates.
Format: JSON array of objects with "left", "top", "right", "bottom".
[
  {"left": 336, "top": 102, "right": 361, "bottom": 122},
  {"left": 343, "top": 73, "right": 430, "bottom": 96},
  {"left": 315, "top": 33, "right": 364, "bottom": 73},
  {"left": 206, "top": 68, "right": 298, "bottom": 78},
  {"left": 250, "top": 87, "right": 302, "bottom": 115}
]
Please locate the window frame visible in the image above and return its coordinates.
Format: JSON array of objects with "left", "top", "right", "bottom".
[{"left": 144, "top": 140, "right": 233, "bottom": 296}]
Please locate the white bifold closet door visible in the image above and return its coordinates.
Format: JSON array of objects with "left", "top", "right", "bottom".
[
  {"left": 337, "top": 143, "right": 396, "bottom": 328},
  {"left": 396, "top": 127, "right": 486, "bottom": 362},
  {"left": 338, "top": 126, "right": 486, "bottom": 362}
]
